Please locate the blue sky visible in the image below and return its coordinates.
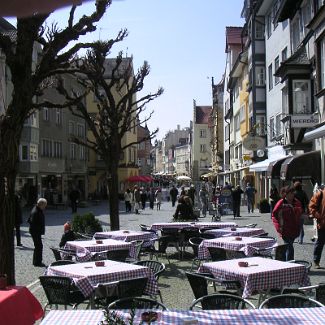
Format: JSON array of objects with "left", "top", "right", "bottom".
[{"left": 11, "top": 0, "right": 245, "bottom": 139}]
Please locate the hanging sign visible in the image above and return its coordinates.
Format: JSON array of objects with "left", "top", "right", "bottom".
[{"left": 242, "top": 135, "right": 265, "bottom": 151}]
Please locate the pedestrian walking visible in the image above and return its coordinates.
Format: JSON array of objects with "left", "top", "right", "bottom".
[
  {"left": 28, "top": 198, "right": 47, "bottom": 267},
  {"left": 245, "top": 183, "right": 257, "bottom": 213},
  {"left": 173, "top": 195, "right": 194, "bottom": 220},
  {"left": 133, "top": 186, "right": 141, "bottom": 214},
  {"left": 14, "top": 193, "right": 23, "bottom": 247},
  {"left": 269, "top": 184, "right": 280, "bottom": 212},
  {"left": 293, "top": 181, "right": 309, "bottom": 244},
  {"left": 155, "top": 188, "right": 162, "bottom": 210},
  {"left": 272, "top": 186, "right": 302, "bottom": 261},
  {"left": 69, "top": 187, "right": 80, "bottom": 213},
  {"left": 148, "top": 188, "right": 155, "bottom": 210},
  {"left": 124, "top": 189, "right": 132, "bottom": 212},
  {"left": 232, "top": 185, "right": 243, "bottom": 219},
  {"left": 199, "top": 184, "right": 208, "bottom": 218},
  {"left": 309, "top": 185, "right": 325, "bottom": 269},
  {"left": 140, "top": 188, "right": 147, "bottom": 210},
  {"left": 169, "top": 185, "right": 179, "bottom": 207},
  {"left": 187, "top": 184, "right": 196, "bottom": 206}
]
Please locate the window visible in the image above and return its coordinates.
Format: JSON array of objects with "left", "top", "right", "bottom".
[
  {"left": 21, "top": 145, "right": 28, "bottom": 160},
  {"left": 255, "top": 66, "right": 265, "bottom": 86},
  {"left": 275, "top": 114, "right": 282, "bottom": 136},
  {"left": 77, "top": 124, "right": 85, "bottom": 137},
  {"left": 55, "top": 108, "right": 62, "bottom": 125},
  {"left": 225, "top": 124, "right": 229, "bottom": 141},
  {"left": 68, "top": 121, "right": 74, "bottom": 135},
  {"left": 320, "top": 37, "right": 325, "bottom": 90},
  {"left": 255, "top": 21, "right": 264, "bottom": 39},
  {"left": 234, "top": 114, "right": 240, "bottom": 131},
  {"left": 274, "top": 56, "right": 280, "bottom": 84},
  {"left": 268, "top": 64, "right": 273, "bottom": 90},
  {"left": 282, "top": 87, "right": 288, "bottom": 113},
  {"left": 53, "top": 141, "right": 62, "bottom": 158},
  {"left": 282, "top": 47, "right": 287, "bottom": 61},
  {"left": 256, "top": 116, "right": 266, "bottom": 136},
  {"left": 200, "top": 144, "right": 206, "bottom": 153},
  {"left": 70, "top": 143, "right": 76, "bottom": 160},
  {"left": 30, "top": 144, "right": 38, "bottom": 161},
  {"left": 42, "top": 139, "right": 52, "bottom": 157},
  {"left": 292, "top": 80, "right": 311, "bottom": 114},
  {"left": 43, "top": 107, "right": 49, "bottom": 121},
  {"left": 240, "top": 105, "right": 246, "bottom": 123},
  {"left": 79, "top": 145, "right": 85, "bottom": 160},
  {"left": 200, "top": 129, "right": 206, "bottom": 138},
  {"left": 24, "top": 112, "right": 37, "bottom": 127},
  {"left": 270, "top": 117, "right": 275, "bottom": 139},
  {"left": 291, "top": 17, "right": 301, "bottom": 51},
  {"left": 272, "top": 1, "right": 279, "bottom": 29}
]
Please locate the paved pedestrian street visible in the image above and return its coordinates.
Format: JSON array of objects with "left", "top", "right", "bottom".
[{"left": 15, "top": 200, "right": 325, "bottom": 311}]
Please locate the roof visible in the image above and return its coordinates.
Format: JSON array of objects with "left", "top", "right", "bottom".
[
  {"left": 225, "top": 26, "right": 243, "bottom": 52},
  {"left": 195, "top": 106, "right": 211, "bottom": 124}
]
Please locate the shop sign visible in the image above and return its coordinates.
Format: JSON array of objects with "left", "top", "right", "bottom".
[
  {"left": 242, "top": 135, "right": 265, "bottom": 151},
  {"left": 291, "top": 115, "right": 319, "bottom": 128}
]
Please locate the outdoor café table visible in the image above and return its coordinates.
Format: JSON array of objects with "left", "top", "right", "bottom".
[
  {"left": 150, "top": 221, "right": 237, "bottom": 231},
  {"left": 199, "top": 256, "right": 310, "bottom": 299},
  {"left": 93, "top": 230, "right": 157, "bottom": 242},
  {"left": 0, "top": 286, "right": 44, "bottom": 325},
  {"left": 204, "top": 227, "right": 265, "bottom": 238},
  {"left": 46, "top": 259, "right": 158, "bottom": 298},
  {"left": 64, "top": 238, "right": 136, "bottom": 262},
  {"left": 198, "top": 236, "right": 276, "bottom": 259},
  {"left": 40, "top": 307, "right": 325, "bottom": 324}
]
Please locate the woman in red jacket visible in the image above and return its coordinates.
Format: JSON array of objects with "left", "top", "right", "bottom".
[{"left": 272, "top": 185, "right": 303, "bottom": 261}]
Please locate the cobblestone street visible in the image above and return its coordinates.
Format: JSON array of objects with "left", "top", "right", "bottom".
[{"left": 15, "top": 200, "right": 325, "bottom": 310}]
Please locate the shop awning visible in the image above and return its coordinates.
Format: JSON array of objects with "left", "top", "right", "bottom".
[
  {"left": 249, "top": 156, "right": 287, "bottom": 172},
  {"left": 126, "top": 175, "right": 152, "bottom": 183},
  {"left": 280, "top": 151, "right": 321, "bottom": 182},
  {"left": 304, "top": 124, "right": 325, "bottom": 142},
  {"left": 266, "top": 156, "right": 292, "bottom": 179}
]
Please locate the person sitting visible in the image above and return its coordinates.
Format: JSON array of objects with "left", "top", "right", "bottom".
[
  {"left": 173, "top": 195, "right": 195, "bottom": 220},
  {"left": 59, "top": 222, "right": 76, "bottom": 248}
]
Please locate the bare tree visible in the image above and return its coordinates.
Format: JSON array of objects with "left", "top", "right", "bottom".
[
  {"left": 60, "top": 42, "right": 163, "bottom": 230},
  {"left": 0, "top": 1, "right": 111, "bottom": 284}
]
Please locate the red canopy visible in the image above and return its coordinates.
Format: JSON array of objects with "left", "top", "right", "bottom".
[{"left": 126, "top": 175, "right": 152, "bottom": 183}]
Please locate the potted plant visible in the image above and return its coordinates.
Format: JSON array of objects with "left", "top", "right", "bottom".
[{"left": 259, "top": 198, "right": 270, "bottom": 213}]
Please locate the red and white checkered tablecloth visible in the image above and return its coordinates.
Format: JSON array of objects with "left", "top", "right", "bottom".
[
  {"left": 46, "top": 260, "right": 158, "bottom": 298},
  {"left": 150, "top": 221, "right": 237, "bottom": 231},
  {"left": 199, "top": 257, "right": 310, "bottom": 298},
  {"left": 198, "top": 236, "right": 276, "bottom": 259},
  {"left": 41, "top": 307, "right": 325, "bottom": 325},
  {"left": 64, "top": 239, "right": 136, "bottom": 262},
  {"left": 93, "top": 230, "right": 157, "bottom": 242},
  {"left": 205, "top": 227, "right": 265, "bottom": 238}
]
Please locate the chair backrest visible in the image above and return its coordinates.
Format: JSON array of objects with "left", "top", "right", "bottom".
[
  {"left": 180, "top": 228, "right": 200, "bottom": 242},
  {"left": 288, "top": 259, "right": 312, "bottom": 272},
  {"left": 161, "top": 227, "right": 180, "bottom": 237},
  {"left": 190, "top": 293, "right": 256, "bottom": 310},
  {"left": 207, "top": 246, "right": 227, "bottom": 261},
  {"left": 259, "top": 294, "right": 324, "bottom": 309},
  {"left": 107, "top": 296, "right": 168, "bottom": 310},
  {"left": 106, "top": 249, "right": 130, "bottom": 262},
  {"left": 252, "top": 233, "right": 269, "bottom": 238},
  {"left": 50, "top": 247, "right": 62, "bottom": 261},
  {"left": 50, "top": 260, "right": 76, "bottom": 266},
  {"left": 316, "top": 284, "right": 325, "bottom": 305},
  {"left": 244, "top": 223, "right": 257, "bottom": 228},
  {"left": 117, "top": 277, "right": 148, "bottom": 298},
  {"left": 274, "top": 243, "right": 288, "bottom": 261},
  {"left": 139, "top": 224, "right": 157, "bottom": 235},
  {"left": 39, "top": 276, "right": 72, "bottom": 305},
  {"left": 188, "top": 237, "right": 204, "bottom": 257},
  {"left": 226, "top": 250, "right": 246, "bottom": 259},
  {"left": 185, "top": 271, "right": 210, "bottom": 300},
  {"left": 135, "top": 260, "right": 165, "bottom": 280},
  {"left": 131, "top": 240, "right": 144, "bottom": 260},
  {"left": 75, "top": 232, "right": 93, "bottom": 240}
]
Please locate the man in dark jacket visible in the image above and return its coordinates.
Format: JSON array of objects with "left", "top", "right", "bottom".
[
  {"left": 28, "top": 198, "right": 47, "bottom": 267},
  {"left": 232, "top": 185, "right": 244, "bottom": 219},
  {"left": 169, "top": 185, "right": 179, "bottom": 207},
  {"left": 69, "top": 188, "right": 80, "bottom": 213}
]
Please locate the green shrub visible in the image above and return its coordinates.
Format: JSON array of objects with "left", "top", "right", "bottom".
[{"left": 71, "top": 212, "right": 103, "bottom": 234}]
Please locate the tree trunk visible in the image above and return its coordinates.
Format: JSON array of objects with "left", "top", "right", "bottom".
[
  {"left": 108, "top": 160, "right": 120, "bottom": 230},
  {"left": 0, "top": 125, "right": 21, "bottom": 285}
]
